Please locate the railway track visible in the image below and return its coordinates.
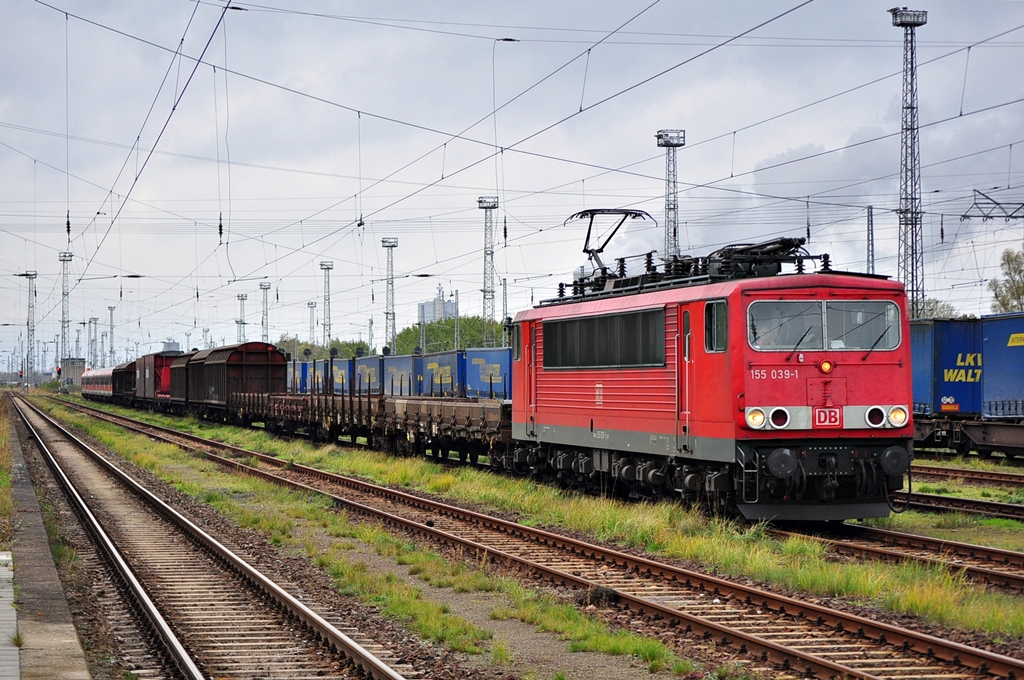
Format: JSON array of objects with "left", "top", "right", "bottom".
[
  {"left": 13, "top": 396, "right": 411, "bottom": 680},
  {"left": 912, "top": 463, "right": 1024, "bottom": 488},
  {"left": 891, "top": 490, "right": 1024, "bottom": 521},
  {"left": 44, "top": 398, "right": 1024, "bottom": 680},
  {"left": 772, "top": 525, "right": 1024, "bottom": 592}
]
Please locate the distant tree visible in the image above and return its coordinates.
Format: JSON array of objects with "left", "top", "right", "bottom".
[
  {"left": 275, "top": 334, "right": 370, "bottom": 361},
  {"left": 394, "top": 315, "right": 505, "bottom": 355},
  {"left": 915, "top": 297, "right": 958, "bottom": 319},
  {"left": 988, "top": 245, "right": 1024, "bottom": 313}
]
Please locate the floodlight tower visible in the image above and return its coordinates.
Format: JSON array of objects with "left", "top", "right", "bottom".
[
  {"left": 890, "top": 7, "right": 927, "bottom": 318},
  {"left": 478, "top": 197, "right": 498, "bottom": 347},
  {"left": 381, "top": 238, "right": 398, "bottom": 351},
  {"left": 320, "top": 261, "right": 333, "bottom": 346},
  {"left": 236, "top": 294, "right": 247, "bottom": 343},
  {"left": 16, "top": 271, "right": 37, "bottom": 381},
  {"left": 108, "top": 306, "right": 116, "bottom": 366},
  {"left": 59, "top": 252, "right": 73, "bottom": 363},
  {"left": 260, "top": 282, "right": 271, "bottom": 343},
  {"left": 308, "top": 301, "right": 316, "bottom": 344},
  {"left": 656, "top": 129, "right": 685, "bottom": 261}
]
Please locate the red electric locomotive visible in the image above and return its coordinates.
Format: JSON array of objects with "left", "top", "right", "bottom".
[{"left": 510, "top": 210, "right": 913, "bottom": 521}]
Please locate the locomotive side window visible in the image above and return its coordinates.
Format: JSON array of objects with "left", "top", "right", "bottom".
[
  {"left": 748, "top": 301, "right": 823, "bottom": 351},
  {"left": 543, "top": 308, "right": 664, "bottom": 369},
  {"left": 704, "top": 301, "right": 727, "bottom": 352},
  {"left": 512, "top": 323, "right": 522, "bottom": 361},
  {"left": 825, "top": 301, "right": 900, "bottom": 350}
]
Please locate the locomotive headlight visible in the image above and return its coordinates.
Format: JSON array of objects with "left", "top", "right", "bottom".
[
  {"left": 887, "top": 406, "right": 909, "bottom": 427},
  {"left": 818, "top": 359, "right": 835, "bottom": 374},
  {"left": 865, "top": 406, "right": 886, "bottom": 428},
  {"left": 769, "top": 407, "right": 790, "bottom": 429},
  {"left": 745, "top": 408, "right": 766, "bottom": 429}
]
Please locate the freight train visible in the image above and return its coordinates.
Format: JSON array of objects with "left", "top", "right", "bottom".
[
  {"left": 911, "top": 312, "right": 1024, "bottom": 458},
  {"left": 82, "top": 209, "right": 915, "bottom": 522}
]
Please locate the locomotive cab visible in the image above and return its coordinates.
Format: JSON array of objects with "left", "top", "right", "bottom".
[{"left": 732, "top": 279, "right": 914, "bottom": 520}]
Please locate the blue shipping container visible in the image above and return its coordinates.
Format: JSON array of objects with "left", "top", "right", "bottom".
[
  {"left": 382, "top": 354, "right": 423, "bottom": 396},
  {"left": 421, "top": 350, "right": 465, "bottom": 397},
  {"left": 286, "top": 361, "right": 311, "bottom": 394},
  {"left": 982, "top": 312, "right": 1024, "bottom": 418},
  {"left": 910, "top": 322, "right": 933, "bottom": 414},
  {"left": 307, "top": 360, "right": 350, "bottom": 394},
  {"left": 910, "top": 319, "right": 983, "bottom": 416},
  {"left": 354, "top": 356, "right": 383, "bottom": 394},
  {"left": 465, "top": 347, "right": 512, "bottom": 399},
  {"left": 329, "top": 358, "right": 354, "bottom": 395}
]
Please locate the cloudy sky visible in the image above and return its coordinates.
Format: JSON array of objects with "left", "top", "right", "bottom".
[{"left": 2, "top": 0, "right": 1023, "bottom": 367}]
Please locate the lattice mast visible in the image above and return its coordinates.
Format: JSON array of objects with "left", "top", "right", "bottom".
[
  {"left": 16, "top": 272, "right": 37, "bottom": 381},
  {"left": 867, "top": 205, "right": 875, "bottom": 275},
  {"left": 108, "top": 305, "right": 116, "bottom": 366},
  {"left": 307, "top": 301, "right": 316, "bottom": 344},
  {"left": 236, "top": 294, "right": 247, "bottom": 343},
  {"left": 88, "top": 317, "right": 98, "bottom": 367},
  {"left": 656, "top": 130, "right": 685, "bottom": 261},
  {"left": 891, "top": 7, "right": 927, "bottom": 318},
  {"left": 381, "top": 238, "right": 398, "bottom": 351},
  {"left": 478, "top": 197, "right": 498, "bottom": 347},
  {"left": 260, "top": 282, "right": 271, "bottom": 343},
  {"left": 59, "top": 252, "right": 72, "bottom": 363},
  {"left": 502, "top": 278, "right": 508, "bottom": 347},
  {"left": 320, "top": 261, "right": 333, "bottom": 346}
]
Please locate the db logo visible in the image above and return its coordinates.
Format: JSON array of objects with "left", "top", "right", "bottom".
[
  {"left": 595, "top": 383, "right": 604, "bottom": 406},
  {"left": 813, "top": 407, "right": 842, "bottom": 428}
]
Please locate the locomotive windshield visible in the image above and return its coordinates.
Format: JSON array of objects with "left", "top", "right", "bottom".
[
  {"left": 825, "top": 301, "right": 900, "bottom": 350},
  {"left": 748, "top": 300, "right": 900, "bottom": 351},
  {"left": 748, "top": 301, "right": 823, "bottom": 350}
]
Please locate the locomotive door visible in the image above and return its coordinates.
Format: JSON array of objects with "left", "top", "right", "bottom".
[
  {"left": 527, "top": 323, "right": 537, "bottom": 436},
  {"left": 677, "top": 308, "right": 692, "bottom": 452}
]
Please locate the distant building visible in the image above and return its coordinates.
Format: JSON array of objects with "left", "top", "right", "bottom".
[
  {"left": 162, "top": 340, "right": 181, "bottom": 352},
  {"left": 62, "top": 358, "right": 86, "bottom": 387},
  {"left": 418, "top": 286, "right": 457, "bottom": 324}
]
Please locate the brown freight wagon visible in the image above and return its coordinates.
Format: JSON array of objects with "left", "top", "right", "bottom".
[
  {"left": 187, "top": 342, "right": 287, "bottom": 420},
  {"left": 111, "top": 360, "right": 137, "bottom": 405},
  {"left": 169, "top": 350, "right": 198, "bottom": 413}
]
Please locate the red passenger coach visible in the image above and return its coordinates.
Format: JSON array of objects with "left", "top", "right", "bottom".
[
  {"left": 81, "top": 367, "right": 115, "bottom": 401},
  {"left": 511, "top": 211, "right": 913, "bottom": 521}
]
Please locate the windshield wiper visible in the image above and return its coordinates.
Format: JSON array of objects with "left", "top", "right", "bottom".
[
  {"left": 785, "top": 326, "right": 813, "bottom": 362},
  {"left": 861, "top": 326, "right": 891, "bottom": 361}
]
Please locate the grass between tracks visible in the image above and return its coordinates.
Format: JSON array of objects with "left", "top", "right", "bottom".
[
  {"left": 40, "top": 399, "right": 723, "bottom": 676},
  {"left": 0, "top": 396, "right": 15, "bottom": 550},
  {"left": 51, "top": 398, "right": 1024, "bottom": 642}
]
